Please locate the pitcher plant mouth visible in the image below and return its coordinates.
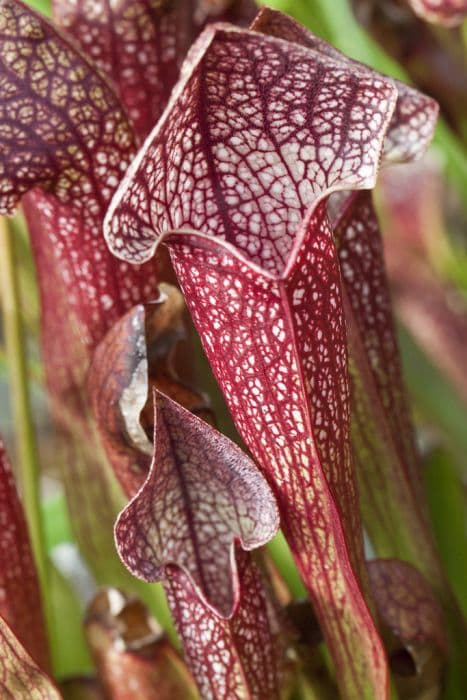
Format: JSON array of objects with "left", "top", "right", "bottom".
[
  {"left": 104, "top": 12, "right": 438, "bottom": 273},
  {"left": 113, "top": 389, "right": 280, "bottom": 620},
  {"left": 87, "top": 298, "right": 280, "bottom": 621},
  {"left": 105, "top": 197, "right": 331, "bottom": 283},
  {"left": 104, "top": 22, "right": 399, "bottom": 273}
]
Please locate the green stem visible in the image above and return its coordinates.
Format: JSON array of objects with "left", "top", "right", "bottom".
[
  {"left": 268, "top": 531, "right": 307, "bottom": 599},
  {"left": 0, "top": 216, "right": 50, "bottom": 629}
]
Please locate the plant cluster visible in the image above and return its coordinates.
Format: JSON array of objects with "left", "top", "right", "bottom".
[{"left": 0, "top": 1, "right": 465, "bottom": 699}]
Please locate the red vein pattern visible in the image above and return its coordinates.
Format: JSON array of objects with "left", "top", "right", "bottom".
[
  {"left": 335, "top": 193, "right": 420, "bottom": 485},
  {"left": 335, "top": 192, "right": 466, "bottom": 700},
  {"left": 105, "top": 24, "right": 398, "bottom": 265},
  {"left": 0, "top": 0, "right": 135, "bottom": 220},
  {"left": 0, "top": 0, "right": 160, "bottom": 355},
  {"left": 0, "top": 442, "right": 50, "bottom": 673},
  {"left": 333, "top": 188, "right": 467, "bottom": 697},
  {"left": 0, "top": 12, "right": 287, "bottom": 695},
  {"left": 18, "top": 206, "right": 136, "bottom": 583},
  {"left": 0, "top": 617, "right": 61, "bottom": 700},
  {"left": 334, "top": 192, "right": 420, "bottom": 508},
  {"left": 105, "top": 23, "right": 400, "bottom": 699},
  {"left": 166, "top": 551, "right": 284, "bottom": 700},
  {"left": 89, "top": 303, "right": 285, "bottom": 698},
  {"left": 251, "top": 8, "right": 438, "bottom": 164},
  {"left": 22, "top": 195, "right": 159, "bottom": 373},
  {"left": 0, "top": 0, "right": 160, "bottom": 586},
  {"left": 406, "top": 0, "right": 467, "bottom": 26},
  {"left": 20, "top": 196, "right": 159, "bottom": 590},
  {"left": 167, "top": 221, "right": 385, "bottom": 698},
  {"left": 333, "top": 191, "right": 445, "bottom": 593},
  {"left": 115, "top": 392, "right": 279, "bottom": 618},
  {"left": 52, "top": 0, "right": 257, "bottom": 142}
]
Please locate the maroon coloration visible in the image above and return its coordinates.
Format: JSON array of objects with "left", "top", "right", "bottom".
[
  {"left": 406, "top": 0, "right": 467, "bottom": 26},
  {"left": 333, "top": 186, "right": 467, "bottom": 697},
  {"left": 166, "top": 224, "right": 387, "bottom": 697},
  {"left": 0, "top": 0, "right": 135, "bottom": 220},
  {"left": 105, "top": 21, "right": 400, "bottom": 699},
  {"left": 52, "top": 0, "right": 257, "bottom": 142},
  {"left": 166, "top": 551, "right": 284, "bottom": 700},
  {"left": 369, "top": 559, "right": 448, "bottom": 697},
  {"left": 0, "top": 0, "right": 160, "bottom": 583},
  {"left": 333, "top": 191, "right": 445, "bottom": 592},
  {"left": 105, "top": 23, "right": 398, "bottom": 264},
  {"left": 0, "top": 8, "right": 284, "bottom": 697},
  {"left": 115, "top": 391, "right": 279, "bottom": 618},
  {"left": 0, "top": 616, "right": 61, "bottom": 699},
  {"left": 251, "top": 8, "right": 438, "bottom": 164},
  {"left": 23, "top": 192, "right": 159, "bottom": 360},
  {"left": 193, "top": 0, "right": 257, "bottom": 24},
  {"left": 369, "top": 560, "right": 448, "bottom": 656},
  {"left": 0, "top": 0, "right": 160, "bottom": 354},
  {"left": 89, "top": 302, "right": 285, "bottom": 698},
  {"left": 20, "top": 199, "right": 158, "bottom": 589},
  {"left": 16, "top": 225, "right": 135, "bottom": 586},
  {"left": 0, "top": 441, "right": 50, "bottom": 673}
]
